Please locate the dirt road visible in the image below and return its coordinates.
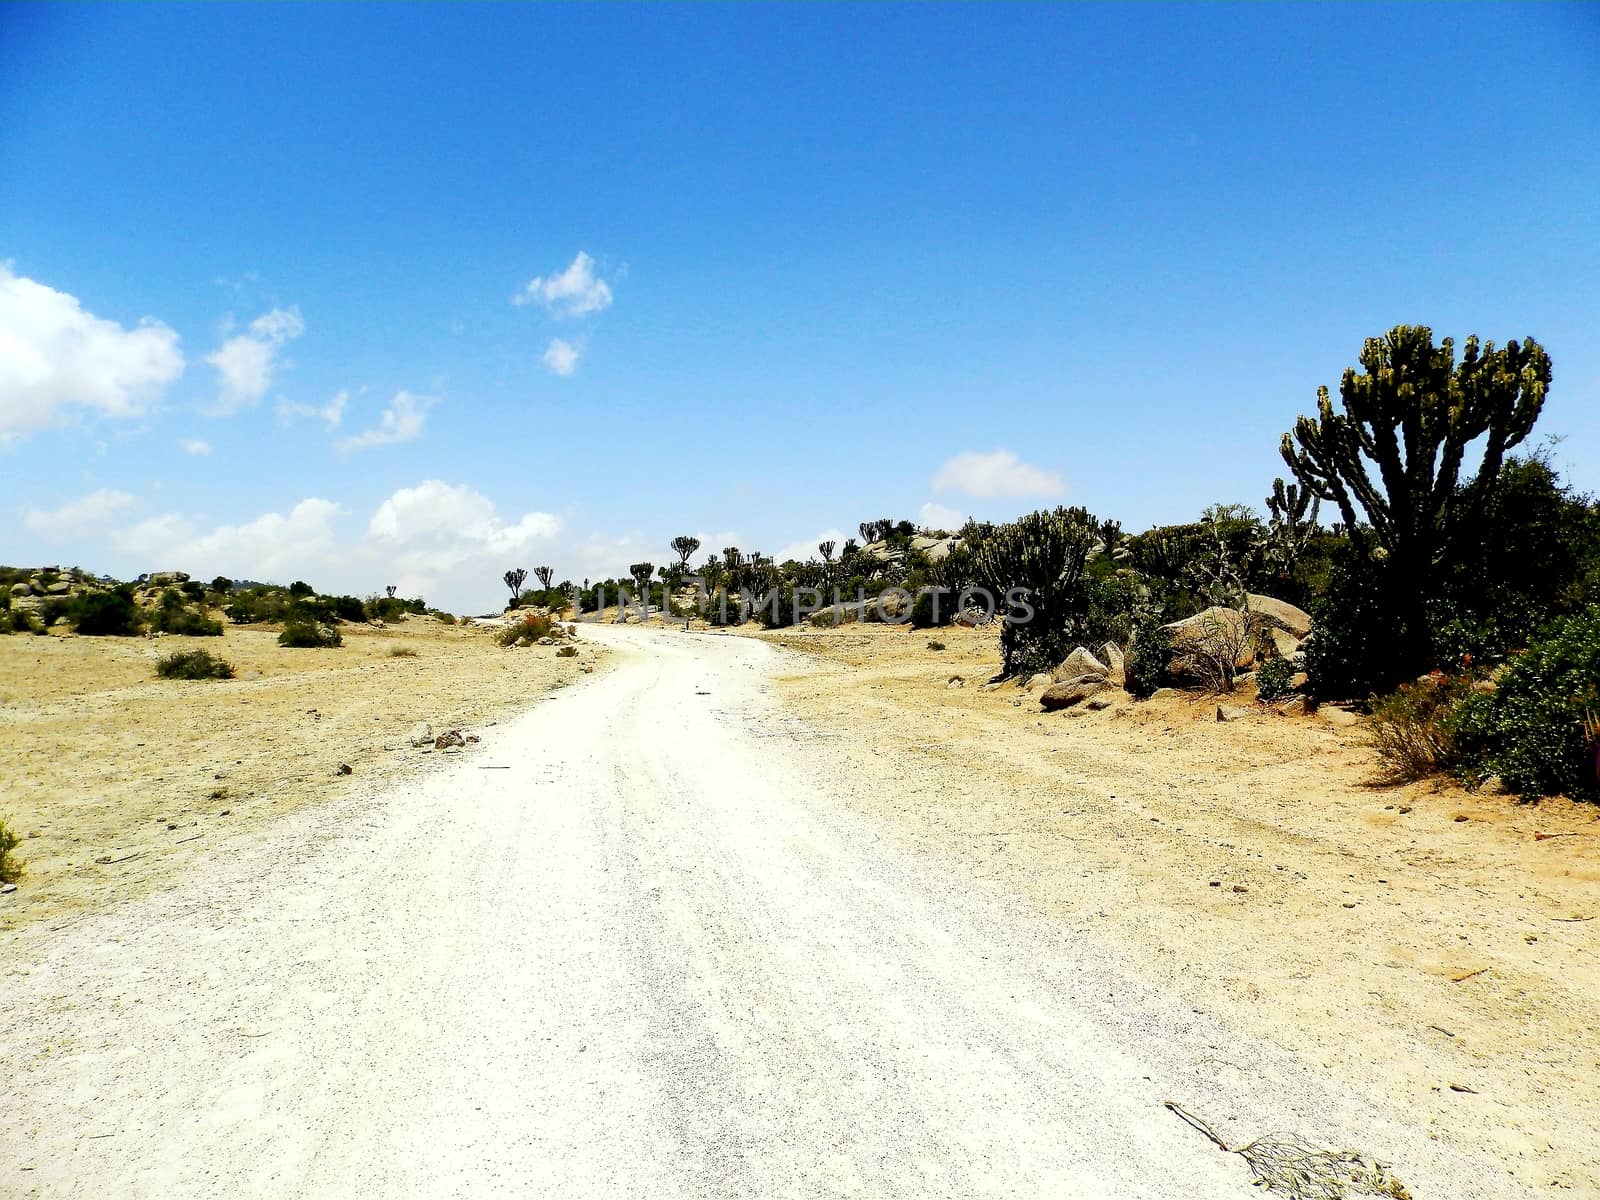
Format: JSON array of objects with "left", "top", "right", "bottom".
[{"left": 2, "top": 626, "right": 1511, "bottom": 1197}]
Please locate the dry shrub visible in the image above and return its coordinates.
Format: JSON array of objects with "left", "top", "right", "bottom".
[
  {"left": 1366, "top": 673, "right": 1473, "bottom": 784},
  {"left": 497, "top": 612, "right": 557, "bottom": 647}
]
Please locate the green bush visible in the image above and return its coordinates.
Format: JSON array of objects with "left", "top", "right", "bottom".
[
  {"left": 0, "top": 606, "right": 45, "bottom": 635},
  {"left": 497, "top": 613, "right": 555, "bottom": 646},
  {"left": 151, "top": 590, "right": 223, "bottom": 636},
  {"left": 1454, "top": 606, "right": 1600, "bottom": 799},
  {"left": 155, "top": 649, "right": 235, "bottom": 680},
  {"left": 278, "top": 621, "right": 342, "bottom": 648},
  {"left": 72, "top": 590, "right": 142, "bottom": 637},
  {"left": 926, "top": 639, "right": 946, "bottom": 651},
  {"left": 0, "top": 818, "right": 22, "bottom": 885},
  {"left": 556, "top": 644, "right": 579, "bottom": 658},
  {"left": 910, "top": 588, "right": 956, "bottom": 629},
  {"left": 1254, "top": 654, "right": 1297, "bottom": 701},
  {"left": 1366, "top": 673, "right": 1474, "bottom": 784},
  {"left": 1124, "top": 613, "right": 1171, "bottom": 700},
  {"left": 1301, "top": 550, "right": 1407, "bottom": 702}
]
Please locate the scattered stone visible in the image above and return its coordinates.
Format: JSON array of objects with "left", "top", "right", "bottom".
[
  {"left": 1085, "top": 694, "right": 1115, "bottom": 711},
  {"left": 337, "top": 763, "right": 353, "bottom": 775},
  {"left": 1100, "top": 641, "right": 1126, "bottom": 685},
  {"left": 1039, "top": 675, "right": 1110, "bottom": 710},
  {"left": 1454, "top": 814, "right": 1469, "bottom": 823},
  {"left": 0, "top": 882, "right": 15, "bottom": 894},
  {"left": 1232, "top": 884, "right": 1249, "bottom": 893},
  {"left": 1021, "top": 672, "right": 1053, "bottom": 692},
  {"left": 981, "top": 681, "right": 1005, "bottom": 692},
  {"left": 946, "top": 675, "right": 965, "bottom": 689},
  {"left": 434, "top": 730, "right": 467, "bottom": 750},
  {"left": 407, "top": 721, "right": 434, "bottom": 748}
]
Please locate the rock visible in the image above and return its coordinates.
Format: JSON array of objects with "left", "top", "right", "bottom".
[
  {"left": 953, "top": 606, "right": 993, "bottom": 627},
  {"left": 1289, "top": 671, "right": 1309, "bottom": 690},
  {"left": 1246, "top": 593, "right": 1313, "bottom": 639},
  {"left": 1215, "top": 704, "right": 1250, "bottom": 722},
  {"left": 435, "top": 730, "right": 466, "bottom": 750},
  {"left": 1319, "top": 706, "right": 1361, "bottom": 729},
  {"left": 945, "top": 675, "right": 965, "bottom": 689},
  {"left": 1039, "top": 675, "right": 1110, "bottom": 710},
  {"left": 1162, "top": 606, "right": 1255, "bottom": 676},
  {"left": 145, "top": 571, "right": 191, "bottom": 587},
  {"left": 1100, "top": 642, "right": 1126, "bottom": 685},
  {"left": 1021, "top": 672, "right": 1053, "bottom": 692},
  {"left": 407, "top": 721, "right": 433, "bottom": 748},
  {"left": 1053, "top": 646, "right": 1109, "bottom": 683},
  {"left": 45, "top": 580, "right": 70, "bottom": 595},
  {"left": 981, "top": 681, "right": 1005, "bottom": 692},
  {"left": 536, "top": 636, "right": 555, "bottom": 646},
  {"left": 0, "top": 882, "right": 15, "bottom": 895},
  {"left": 1268, "top": 627, "right": 1302, "bottom": 660},
  {"left": 337, "top": 763, "right": 352, "bottom": 775},
  {"left": 1085, "top": 694, "right": 1116, "bottom": 711},
  {"left": 8, "top": 582, "right": 31, "bottom": 597}
]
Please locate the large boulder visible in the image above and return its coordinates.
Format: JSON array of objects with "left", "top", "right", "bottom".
[
  {"left": 1052, "top": 646, "right": 1109, "bottom": 682},
  {"left": 1246, "top": 593, "right": 1312, "bottom": 639},
  {"left": 8, "top": 582, "right": 31, "bottom": 598},
  {"left": 1162, "top": 607, "right": 1256, "bottom": 675},
  {"left": 1039, "top": 674, "right": 1111, "bottom": 710},
  {"left": 1268, "top": 627, "right": 1303, "bottom": 661}
]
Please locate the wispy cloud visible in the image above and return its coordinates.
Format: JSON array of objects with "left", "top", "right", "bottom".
[
  {"left": 337, "top": 390, "right": 435, "bottom": 454},
  {"left": 511, "top": 251, "right": 613, "bottom": 317},
  {"left": 179, "top": 437, "right": 213, "bottom": 456},
  {"left": 205, "top": 305, "right": 304, "bottom": 413},
  {"left": 23, "top": 488, "right": 138, "bottom": 540},
  {"left": 278, "top": 387, "right": 348, "bottom": 429},
  {"left": 542, "top": 337, "right": 582, "bottom": 377},
  {"left": 931, "top": 449, "right": 1065, "bottom": 498}
]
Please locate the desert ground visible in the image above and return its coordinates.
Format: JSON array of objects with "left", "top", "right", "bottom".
[
  {"left": 2, "top": 615, "right": 1597, "bottom": 1196},
  {"left": 0, "top": 616, "right": 604, "bottom": 931},
  {"left": 746, "top": 619, "right": 1600, "bottom": 1194}
]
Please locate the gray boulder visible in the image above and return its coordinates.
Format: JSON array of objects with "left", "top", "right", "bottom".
[{"left": 1053, "top": 646, "right": 1109, "bottom": 682}]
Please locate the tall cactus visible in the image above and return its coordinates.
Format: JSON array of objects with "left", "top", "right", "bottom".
[
  {"left": 503, "top": 568, "right": 527, "bottom": 605},
  {"left": 669, "top": 536, "right": 701, "bottom": 569},
  {"left": 1281, "top": 326, "right": 1551, "bottom": 662},
  {"left": 970, "top": 506, "right": 1099, "bottom": 675},
  {"left": 1263, "top": 478, "right": 1319, "bottom": 586},
  {"left": 534, "top": 566, "right": 554, "bottom": 591}
]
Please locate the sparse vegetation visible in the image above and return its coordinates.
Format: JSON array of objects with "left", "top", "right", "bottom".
[
  {"left": 1254, "top": 654, "right": 1296, "bottom": 702},
  {"left": 72, "top": 589, "right": 142, "bottom": 637},
  {"left": 155, "top": 649, "right": 236, "bottom": 680},
  {"left": 0, "top": 818, "right": 22, "bottom": 885},
  {"left": 926, "top": 639, "right": 946, "bottom": 651},
  {"left": 389, "top": 646, "right": 419, "bottom": 657},
  {"left": 556, "top": 644, "right": 579, "bottom": 658},
  {"left": 497, "top": 612, "right": 557, "bottom": 646},
  {"left": 1366, "top": 672, "right": 1473, "bottom": 784},
  {"left": 278, "top": 621, "right": 342, "bottom": 648}
]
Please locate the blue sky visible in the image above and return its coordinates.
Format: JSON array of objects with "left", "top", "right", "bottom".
[{"left": 3, "top": 3, "right": 1598, "bottom": 612}]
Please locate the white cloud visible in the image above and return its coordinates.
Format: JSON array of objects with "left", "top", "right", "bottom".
[
  {"left": 22, "top": 488, "right": 138, "bottom": 541},
  {"left": 917, "top": 501, "right": 965, "bottom": 531},
  {"left": 366, "top": 480, "right": 561, "bottom": 576},
  {"left": 511, "top": 251, "right": 613, "bottom": 317},
  {"left": 337, "top": 390, "right": 434, "bottom": 454},
  {"left": 0, "top": 263, "right": 184, "bottom": 441},
  {"left": 115, "top": 499, "right": 341, "bottom": 578},
  {"left": 542, "top": 337, "right": 581, "bottom": 377},
  {"left": 931, "top": 450, "right": 1065, "bottom": 498},
  {"left": 278, "top": 388, "right": 347, "bottom": 429},
  {"left": 773, "top": 528, "right": 849, "bottom": 565},
  {"left": 205, "top": 305, "right": 304, "bottom": 413},
  {"left": 179, "top": 437, "right": 213, "bottom": 455}
]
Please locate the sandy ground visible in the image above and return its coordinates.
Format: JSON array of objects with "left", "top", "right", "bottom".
[
  {"left": 0, "top": 624, "right": 1515, "bottom": 1198},
  {"left": 0, "top": 616, "right": 604, "bottom": 931},
  {"left": 747, "top": 620, "right": 1600, "bottom": 1195}
]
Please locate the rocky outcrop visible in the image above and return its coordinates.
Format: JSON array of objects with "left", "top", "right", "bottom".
[
  {"left": 1039, "top": 674, "right": 1112, "bottom": 710},
  {"left": 1162, "top": 607, "right": 1256, "bottom": 674},
  {"left": 1052, "top": 646, "right": 1109, "bottom": 682}
]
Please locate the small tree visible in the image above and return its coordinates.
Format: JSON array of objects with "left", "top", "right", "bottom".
[
  {"left": 385, "top": 584, "right": 398, "bottom": 598},
  {"left": 1281, "top": 326, "right": 1551, "bottom": 671},
  {"left": 818, "top": 540, "right": 836, "bottom": 563},
  {"left": 970, "top": 506, "right": 1100, "bottom": 676},
  {"left": 669, "top": 536, "right": 701, "bottom": 570},
  {"left": 534, "top": 566, "right": 554, "bottom": 591},
  {"left": 629, "top": 562, "right": 655, "bottom": 593},
  {"left": 503, "top": 568, "right": 528, "bottom": 606},
  {"left": 1263, "top": 477, "right": 1320, "bottom": 589}
]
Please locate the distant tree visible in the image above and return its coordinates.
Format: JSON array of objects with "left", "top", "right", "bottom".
[
  {"left": 1096, "top": 518, "right": 1124, "bottom": 559},
  {"left": 534, "top": 566, "right": 555, "bottom": 591},
  {"left": 818, "top": 540, "right": 836, "bottom": 563},
  {"left": 385, "top": 584, "right": 398, "bottom": 598},
  {"left": 1282, "top": 326, "right": 1551, "bottom": 671},
  {"left": 628, "top": 562, "right": 655, "bottom": 592},
  {"left": 288, "top": 580, "right": 314, "bottom": 598},
  {"left": 503, "top": 568, "right": 528, "bottom": 606},
  {"left": 669, "top": 536, "right": 701, "bottom": 570},
  {"left": 1263, "top": 478, "right": 1320, "bottom": 589},
  {"left": 211, "top": 576, "right": 234, "bottom": 594}
]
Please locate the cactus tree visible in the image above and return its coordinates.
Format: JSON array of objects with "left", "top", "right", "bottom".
[
  {"left": 1281, "top": 326, "right": 1551, "bottom": 661},
  {"left": 534, "top": 566, "right": 554, "bottom": 591},
  {"left": 503, "top": 568, "right": 527, "bottom": 605},
  {"left": 669, "top": 536, "right": 701, "bottom": 570},
  {"left": 970, "top": 505, "right": 1100, "bottom": 676}
]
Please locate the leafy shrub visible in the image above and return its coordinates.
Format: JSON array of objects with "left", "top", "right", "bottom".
[
  {"left": 72, "top": 590, "right": 142, "bottom": 637},
  {"left": 497, "top": 613, "right": 555, "bottom": 646},
  {"left": 1454, "top": 605, "right": 1600, "bottom": 799},
  {"left": 0, "top": 819, "right": 22, "bottom": 885},
  {"left": 1125, "top": 612, "right": 1171, "bottom": 700},
  {"left": 278, "top": 621, "right": 342, "bottom": 648},
  {"left": 151, "top": 590, "right": 223, "bottom": 636},
  {"left": 926, "top": 639, "right": 946, "bottom": 651},
  {"left": 1301, "top": 550, "right": 1407, "bottom": 702},
  {"left": 432, "top": 610, "right": 457, "bottom": 625},
  {"left": 556, "top": 644, "right": 579, "bottom": 658},
  {"left": 155, "top": 649, "right": 235, "bottom": 680},
  {"left": 0, "top": 605, "right": 45, "bottom": 635},
  {"left": 1255, "top": 654, "right": 1297, "bottom": 701},
  {"left": 1366, "top": 673, "right": 1474, "bottom": 784},
  {"left": 910, "top": 588, "right": 956, "bottom": 629},
  {"left": 329, "top": 595, "right": 368, "bottom": 623}
]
